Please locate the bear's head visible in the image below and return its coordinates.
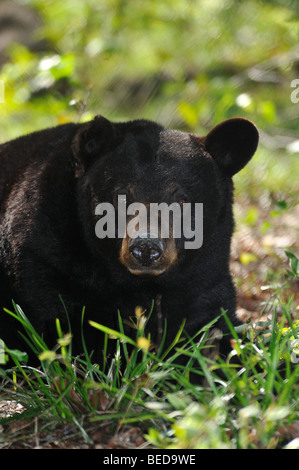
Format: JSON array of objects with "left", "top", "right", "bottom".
[{"left": 72, "top": 116, "right": 258, "bottom": 277}]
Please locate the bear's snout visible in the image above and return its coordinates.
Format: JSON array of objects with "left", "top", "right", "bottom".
[
  {"left": 129, "top": 234, "right": 164, "bottom": 266},
  {"left": 119, "top": 230, "right": 178, "bottom": 276}
]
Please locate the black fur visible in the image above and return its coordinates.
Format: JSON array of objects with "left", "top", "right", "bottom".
[{"left": 0, "top": 116, "right": 258, "bottom": 364}]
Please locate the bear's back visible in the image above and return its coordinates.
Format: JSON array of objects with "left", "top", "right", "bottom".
[{"left": 0, "top": 122, "right": 80, "bottom": 207}]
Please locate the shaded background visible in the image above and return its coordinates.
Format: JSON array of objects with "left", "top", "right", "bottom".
[
  {"left": 0, "top": 0, "right": 298, "bottom": 316},
  {"left": 0, "top": 2, "right": 299, "bottom": 450}
]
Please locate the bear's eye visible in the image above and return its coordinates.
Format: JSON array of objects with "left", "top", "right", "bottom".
[
  {"left": 178, "top": 199, "right": 186, "bottom": 206},
  {"left": 113, "top": 188, "right": 131, "bottom": 207},
  {"left": 113, "top": 193, "right": 123, "bottom": 207},
  {"left": 171, "top": 188, "right": 188, "bottom": 206},
  {"left": 85, "top": 138, "right": 98, "bottom": 155}
]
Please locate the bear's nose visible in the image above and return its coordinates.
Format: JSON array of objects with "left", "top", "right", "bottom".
[{"left": 129, "top": 235, "right": 164, "bottom": 266}]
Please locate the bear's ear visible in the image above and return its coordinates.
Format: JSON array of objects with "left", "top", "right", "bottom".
[
  {"left": 202, "top": 118, "right": 259, "bottom": 176},
  {"left": 71, "top": 115, "right": 119, "bottom": 175}
]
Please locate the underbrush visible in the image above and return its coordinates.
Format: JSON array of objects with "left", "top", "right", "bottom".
[{"left": 0, "top": 251, "right": 298, "bottom": 449}]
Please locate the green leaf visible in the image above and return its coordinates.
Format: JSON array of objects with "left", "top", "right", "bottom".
[
  {"left": 285, "top": 251, "right": 299, "bottom": 276},
  {"left": 166, "top": 393, "right": 188, "bottom": 411},
  {"left": 89, "top": 320, "right": 137, "bottom": 346},
  {"left": 7, "top": 349, "right": 28, "bottom": 363},
  {"left": 178, "top": 102, "right": 198, "bottom": 128}
]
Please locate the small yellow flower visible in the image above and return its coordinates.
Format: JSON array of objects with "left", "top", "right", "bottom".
[
  {"left": 239, "top": 252, "right": 258, "bottom": 265},
  {"left": 135, "top": 305, "right": 147, "bottom": 330},
  {"left": 137, "top": 337, "right": 151, "bottom": 351},
  {"left": 57, "top": 333, "right": 72, "bottom": 347},
  {"left": 38, "top": 350, "right": 57, "bottom": 362},
  {"left": 135, "top": 305, "right": 146, "bottom": 319}
]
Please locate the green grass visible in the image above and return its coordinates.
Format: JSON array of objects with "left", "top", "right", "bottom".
[{"left": 0, "top": 252, "right": 299, "bottom": 449}]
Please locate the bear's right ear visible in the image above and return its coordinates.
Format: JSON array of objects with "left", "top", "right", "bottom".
[
  {"left": 202, "top": 118, "right": 259, "bottom": 176},
  {"left": 71, "top": 116, "right": 119, "bottom": 176}
]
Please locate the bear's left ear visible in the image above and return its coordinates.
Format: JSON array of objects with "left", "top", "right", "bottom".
[
  {"left": 71, "top": 115, "right": 119, "bottom": 175},
  {"left": 202, "top": 118, "right": 259, "bottom": 176}
]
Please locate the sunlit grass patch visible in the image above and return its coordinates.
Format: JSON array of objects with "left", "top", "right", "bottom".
[{"left": 0, "top": 251, "right": 298, "bottom": 449}]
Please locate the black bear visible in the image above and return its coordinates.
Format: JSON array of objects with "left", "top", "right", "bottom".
[{"left": 0, "top": 116, "right": 258, "bottom": 366}]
